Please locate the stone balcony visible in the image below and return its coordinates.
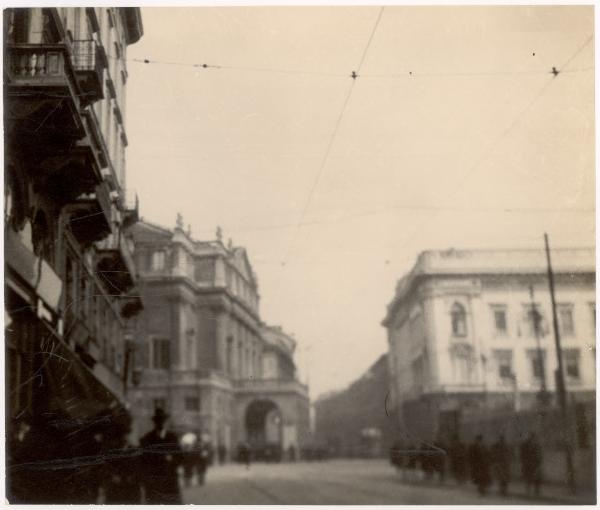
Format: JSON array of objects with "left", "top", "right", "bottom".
[{"left": 5, "top": 43, "right": 84, "bottom": 140}]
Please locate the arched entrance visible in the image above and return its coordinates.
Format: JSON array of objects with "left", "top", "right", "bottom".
[{"left": 245, "top": 399, "right": 282, "bottom": 461}]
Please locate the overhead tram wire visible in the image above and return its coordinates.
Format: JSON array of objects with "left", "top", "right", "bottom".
[
  {"left": 390, "top": 33, "right": 594, "bottom": 258},
  {"left": 130, "top": 57, "right": 347, "bottom": 78},
  {"left": 280, "top": 5, "right": 386, "bottom": 267},
  {"left": 122, "top": 53, "right": 592, "bottom": 80}
]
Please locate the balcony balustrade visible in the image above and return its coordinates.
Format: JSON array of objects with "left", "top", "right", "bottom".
[
  {"left": 72, "top": 39, "right": 106, "bottom": 107},
  {"left": 5, "top": 43, "right": 84, "bottom": 140}
]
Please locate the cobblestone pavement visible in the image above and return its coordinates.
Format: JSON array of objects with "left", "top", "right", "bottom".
[{"left": 182, "top": 459, "right": 584, "bottom": 505}]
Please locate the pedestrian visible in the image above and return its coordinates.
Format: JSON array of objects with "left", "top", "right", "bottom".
[
  {"left": 103, "top": 420, "right": 142, "bottom": 504},
  {"left": 238, "top": 442, "right": 251, "bottom": 467},
  {"left": 448, "top": 434, "right": 468, "bottom": 485},
  {"left": 490, "top": 434, "right": 511, "bottom": 496},
  {"left": 420, "top": 442, "right": 434, "bottom": 481},
  {"left": 520, "top": 432, "right": 543, "bottom": 496},
  {"left": 182, "top": 443, "right": 197, "bottom": 487},
  {"left": 288, "top": 445, "right": 297, "bottom": 462},
  {"left": 390, "top": 441, "right": 403, "bottom": 475},
  {"left": 196, "top": 440, "right": 210, "bottom": 485},
  {"left": 432, "top": 438, "right": 447, "bottom": 485},
  {"left": 72, "top": 425, "right": 105, "bottom": 504},
  {"left": 406, "top": 443, "right": 419, "bottom": 482},
  {"left": 139, "top": 408, "right": 183, "bottom": 504},
  {"left": 218, "top": 443, "right": 227, "bottom": 464},
  {"left": 468, "top": 435, "right": 491, "bottom": 496}
]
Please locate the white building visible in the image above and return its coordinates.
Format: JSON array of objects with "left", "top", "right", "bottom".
[{"left": 382, "top": 248, "right": 595, "bottom": 442}]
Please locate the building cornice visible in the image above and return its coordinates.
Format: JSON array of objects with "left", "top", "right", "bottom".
[{"left": 383, "top": 247, "right": 595, "bottom": 327}]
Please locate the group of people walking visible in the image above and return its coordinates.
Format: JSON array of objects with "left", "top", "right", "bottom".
[
  {"left": 390, "top": 432, "right": 543, "bottom": 497},
  {"left": 84, "top": 407, "right": 214, "bottom": 504},
  {"left": 8, "top": 407, "right": 214, "bottom": 504},
  {"left": 116, "top": 407, "right": 213, "bottom": 503}
]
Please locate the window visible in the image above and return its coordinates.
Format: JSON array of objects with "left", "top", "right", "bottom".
[
  {"left": 493, "top": 349, "right": 513, "bottom": 381},
  {"left": 153, "top": 398, "right": 166, "bottom": 411},
  {"left": 6, "top": 10, "right": 30, "bottom": 44},
  {"left": 527, "top": 349, "right": 546, "bottom": 380},
  {"left": 185, "top": 397, "right": 200, "bottom": 412},
  {"left": 524, "top": 304, "right": 546, "bottom": 338},
  {"left": 152, "top": 250, "right": 166, "bottom": 271},
  {"left": 194, "top": 259, "right": 215, "bottom": 282},
  {"left": 151, "top": 338, "right": 170, "bottom": 369},
  {"left": 558, "top": 305, "right": 575, "bottom": 337},
  {"left": 563, "top": 348, "right": 581, "bottom": 380},
  {"left": 451, "top": 303, "right": 467, "bottom": 337},
  {"left": 491, "top": 306, "right": 508, "bottom": 336},
  {"left": 590, "top": 302, "right": 596, "bottom": 331},
  {"left": 114, "top": 41, "right": 121, "bottom": 59},
  {"left": 107, "top": 9, "right": 114, "bottom": 28}
]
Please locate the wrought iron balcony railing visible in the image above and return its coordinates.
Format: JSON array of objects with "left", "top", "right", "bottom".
[{"left": 72, "top": 39, "right": 106, "bottom": 107}]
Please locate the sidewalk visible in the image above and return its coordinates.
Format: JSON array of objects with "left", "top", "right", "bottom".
[
  {"left": 504, "top": 479, "right": 595, "bottom": 505},
  {"left": 394, "top": 473, "right": 595, "bottom": 505}
]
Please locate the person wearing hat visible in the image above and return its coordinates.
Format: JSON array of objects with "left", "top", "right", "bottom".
[{"left": 139, "top": 408, "right": 182, "bottom": 504}]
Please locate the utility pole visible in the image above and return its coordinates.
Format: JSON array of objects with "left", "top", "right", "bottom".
[
  {"left": 528, "top": 285, "right": 548, "bottom": 406},
  {"left": 544, "top": 233, "right": 576, "bottom": 494}
]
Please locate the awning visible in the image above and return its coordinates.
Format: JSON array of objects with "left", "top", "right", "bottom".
[
  {"left": 34, "top": 321, "right": 129, "bottom": 435},
  {"left": 5, "top": 228, "right": 62, "bottom": 312}
]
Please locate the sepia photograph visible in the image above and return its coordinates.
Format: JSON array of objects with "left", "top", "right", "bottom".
[{"left": 3, "top": 4, "right": 596, "bottom": 505}]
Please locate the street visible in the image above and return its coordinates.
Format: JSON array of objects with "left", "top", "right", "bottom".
[{"left": 183, "top": 459, "right": 544, "bottom": 505}]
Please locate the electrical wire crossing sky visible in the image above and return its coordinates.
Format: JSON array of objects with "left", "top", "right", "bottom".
[{"left": 126, "top": 6, "right": 595, "bottom": 398}]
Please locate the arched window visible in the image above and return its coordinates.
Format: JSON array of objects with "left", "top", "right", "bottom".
[{"left": 451, "top": 303, "right": 467, "bottom": 337}]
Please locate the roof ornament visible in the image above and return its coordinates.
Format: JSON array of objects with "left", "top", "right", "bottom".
[
  {"left": 216, "top": 226, "right": 223, "bottom": 242},
  {"left": 176, "top": 212, "right": 184, "bottom": 230},
  {"left": 187, "top": 224, "right": 192, "bottom": 236},
  {"left": 227, "top": 238, "right": 233, "bottom": 250}
]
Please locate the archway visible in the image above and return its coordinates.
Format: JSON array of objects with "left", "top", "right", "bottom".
[{"left": 245, "top": 399, "right": 282, "bottom": 461}]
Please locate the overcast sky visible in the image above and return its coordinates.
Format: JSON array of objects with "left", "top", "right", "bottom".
[{"left": 125, "top": 6, "right": 595, "bottom": 399}]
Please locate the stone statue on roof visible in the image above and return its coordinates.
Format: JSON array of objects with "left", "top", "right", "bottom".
[
  {"left": 227, "top": 238, "right": 233, "bottom": 250},
  {"left": 176, "top": 212, "right": 184, "bottom": 229},
  {"left": 216, "top": 226, "right": 223, "bottom": 242}
]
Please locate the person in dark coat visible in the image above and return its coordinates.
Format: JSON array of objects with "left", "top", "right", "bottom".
[
  {"left": 420, "top": 443, "right": 434, "bottom": 480},
  {"left": 218, "top": 443, "right": 227, "bottom": 464},
  {"left": 406, "top": 443, "right": 419, "bottom": 481},
  {"left": 103, "top": 421, "right": 142, "bottom": 504},
  {"left": 139, "top": 408, "right": 182, "bottom": 504},
  {"left": 448, "top": 434, "right": 468, "bottom": 485},
  {"left": 432, "top": 438, "right": 447, "bottom": 485},
  {"left": 390, "top": 441, "right": 403, "bottom": 475},
  {"left": 520, "top": 432, "right": 543, "bottom": 496},
  {"left": 491, "top": 434, "right": 511, "bottom": 496},
  {"left": 468, "top": 435, "right": 491, "bottom": 496},
  {"left": 196, "top": 440, "right": 210, "bottom": 485},
  {"left": 238, "top": 442, "right": 251, "bottom": 468}
]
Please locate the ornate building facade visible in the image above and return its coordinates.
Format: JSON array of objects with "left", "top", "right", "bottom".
[
  {"left": 127, "top": 218, "right": 310, "bottom": 460},
  {"left": 5, "top": 7, "right": 143, "bottom": 503},
  {"left": 383, "top": 248, "right": 596, "bottom": 443}
]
